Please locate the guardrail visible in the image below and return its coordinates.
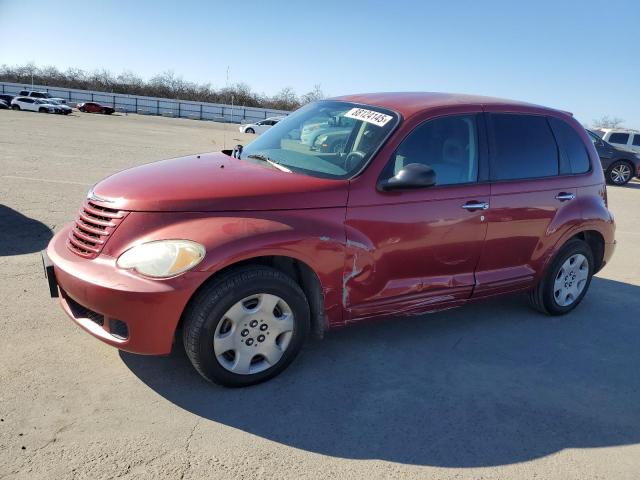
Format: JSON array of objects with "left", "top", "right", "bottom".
[{"left": 0, "top": 81, "right": 289, "bottom": 123}]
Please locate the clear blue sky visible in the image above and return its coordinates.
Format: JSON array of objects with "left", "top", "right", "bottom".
[{"left": 1, "top": 0, "right": 638, "bottom": 127}]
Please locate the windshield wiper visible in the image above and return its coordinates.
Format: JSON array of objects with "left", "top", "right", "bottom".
[{"left": 246, "top": 154, "right": 292, "bottom": 173}]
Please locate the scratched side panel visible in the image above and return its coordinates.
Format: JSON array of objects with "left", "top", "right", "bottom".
[
  {"left": 105, "top": 208, "right": 347, "bottom": 327},
  {"left": 342, "top": 185, "right": 489, "bottom": 322}
]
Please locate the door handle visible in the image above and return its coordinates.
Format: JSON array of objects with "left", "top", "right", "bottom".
[
  {"left": 555, "top": 192, "right": 575, "bottom": 201},
  {"left": 462, "top": 201, "right": 489, "bottom": 211}
]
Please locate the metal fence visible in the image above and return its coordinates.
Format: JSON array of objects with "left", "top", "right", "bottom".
[{"left": 0, "top": 81, "right": 289, "bottom": 123}]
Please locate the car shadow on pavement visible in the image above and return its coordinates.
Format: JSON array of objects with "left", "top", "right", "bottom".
[
  {"left": 121, "top": 276, "right": 640, "bottom": 468},
  {"left": 0, "top": 204, "right": 52, "bottom": 256}
]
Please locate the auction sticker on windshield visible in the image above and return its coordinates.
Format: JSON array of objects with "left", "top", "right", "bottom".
[{"left": 344, "top": 108, "right": 393, "bottom": 127}]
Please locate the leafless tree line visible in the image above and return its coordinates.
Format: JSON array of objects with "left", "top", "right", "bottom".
[
  {"left": 0, "top": 63, "right": 325, "bottom": 110},
  {"left": 591, "top": 115, "right": 625, "bottom": 130}
]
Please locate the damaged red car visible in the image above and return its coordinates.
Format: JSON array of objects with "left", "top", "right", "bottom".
[{"left": 44, "top": 92, "right": 616, "bottom": 387}]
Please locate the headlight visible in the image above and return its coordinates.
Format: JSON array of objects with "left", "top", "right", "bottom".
[{"left": 116, "top": 240, "right": 205, "bottom": 278}]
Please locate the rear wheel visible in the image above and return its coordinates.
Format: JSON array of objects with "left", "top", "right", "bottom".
[
  {"left": 182, "top": 266, "right": 310, "bottom": 387},
  {"left": 606, "top": 160, "right": 633, "bottom": 185},
  {"left": 528, "top": 238, "right": 594, "bottom": 315},
  {"left": 39, "top": 108, "right": 48, "bottom": 113}
]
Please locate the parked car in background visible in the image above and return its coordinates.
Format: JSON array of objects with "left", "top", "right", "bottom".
[
  {"left": 587, "top": 130, "right": 640, "bottom": 185},
  {"left": 239, "top": 117, "right": 284, "bottom": 134},
  {"left": 44, "top": 93, "right": 616, "bottom": 387},
  {"left": 300, "top": 115, "right": 356, "bottom": 146},
  {"left": 47, "top": 99, "right": 72, "bottom": 115},
  {"left": 76, "top": 102, "right": 115, "bottom": 115},
  {"left": 0, "top": 94, "right": 14, "bottom": 105},
  {"left": 18, "top": 90, "right": 67, "bottom": 104},
  {"left": 595, "top": 128, "right": 640, "bottom": 155},
  {"left": 11, "top": 97, "right": 66, "bottom": 114},
  {"left": 0, "top": 99, "right": 9, "bottom": 109}
]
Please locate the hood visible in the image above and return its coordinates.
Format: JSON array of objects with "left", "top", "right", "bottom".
[{"left": 91, "top": 152, "right": 349, "bottom": 212}]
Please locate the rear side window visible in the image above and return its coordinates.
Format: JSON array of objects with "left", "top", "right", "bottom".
[
  {"left": 608, "top": 133, "right": 630, "bottom": 144},
  {"left": 633, "top": 135, "right": 640, "bottom": 147},
  {"left": 549, "top": 118, "right": 591, "bottom": 174},
  {"left": 488, "top": 114, "right": 558, "bottom": 181}
]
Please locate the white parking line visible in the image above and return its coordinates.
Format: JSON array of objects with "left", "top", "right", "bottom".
[{"left": 1, "top": 175, "right": 91, "bottom": 186}]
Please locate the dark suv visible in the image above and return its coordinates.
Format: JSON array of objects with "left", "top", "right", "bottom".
[{"left": 587, "top": 130, "right": 640, "bottom": 185}]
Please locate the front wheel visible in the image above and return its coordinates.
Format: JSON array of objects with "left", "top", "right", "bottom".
[
  {"left": 606, "top": 160, "right": 633, "bottom": 185},
  {"left": 245, "top": 127, "right": 255, "bottom": 134},
  {"left": 39, "top": 108, "right": 49, "bottom": 113},
  {"left": 528, "top": 238, "right": 594, "bottom": 315},
  {"left": 12, "top": 105, "right": 20, "bottom": 110},
  {"left": 183, "top": 266, "right": 310, "bottom": 387}
]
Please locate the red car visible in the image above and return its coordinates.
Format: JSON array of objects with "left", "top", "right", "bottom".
[
  {"left": 77, "top": 102, "right": 115, "bottom": 114},
  {"left": 44, "top": 92, "right": 616, "bottom": 387}
]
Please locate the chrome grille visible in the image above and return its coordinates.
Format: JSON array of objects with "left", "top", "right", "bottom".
[{"left": 67, "top": 200, "right": 127, "bottom": 258}]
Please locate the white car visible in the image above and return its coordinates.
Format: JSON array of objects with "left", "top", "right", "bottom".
[
  {"left": 596, "top": 128, "right": 640, "bottom": 154},
  {"left": 18, "top": 90, "right": 67, "bottom": 104},
  {"left": 239, "top": 116, "right": 284, "bottom": 134},
  {"left": 11, "top": 97, "right": 66, "bottom": 114}
]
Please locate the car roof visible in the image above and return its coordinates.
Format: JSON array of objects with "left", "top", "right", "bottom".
[{"left": 330, "top": 92, "right": 568, "bottom": 119}]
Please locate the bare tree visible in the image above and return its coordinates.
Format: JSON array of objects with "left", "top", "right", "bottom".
[
  {"left": 300, "top": 84, "right": 324, "bottom": 105},
  {"left": 0, "top": 63, "right": 305, "bottom": 110},
  {"left": 592, "top": 115, "right": 625, "bottom": 129}
]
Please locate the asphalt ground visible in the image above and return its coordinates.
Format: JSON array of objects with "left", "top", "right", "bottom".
[{"left": 1, "top": 109, "right": 639, "bottom": 479}]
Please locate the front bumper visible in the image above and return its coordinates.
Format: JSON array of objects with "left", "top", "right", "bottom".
[{"left": 45, "top": 225, "right": 210, "bottom": 355}]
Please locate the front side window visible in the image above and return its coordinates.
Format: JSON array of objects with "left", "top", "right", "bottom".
[
  {"left": 549, "top": 118, "right": 591, "bottom": 174},
  {"left": 608, "top": 133, "right": 630, "bottom": 144},
  {"left": 633, "top": 135, "right": 640, "bottom": 147},
  {"left": 240, "top": 101, "right": 398, "bottom": 179},
  {"left": 381, "top": 114, "right": 479, "bottom": 186},
  {"left": 489, "top": 114, "right": 558, "bottom": 181}
]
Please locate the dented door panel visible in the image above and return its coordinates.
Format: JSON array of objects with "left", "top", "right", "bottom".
[{"left": 343, "top": 184, "right": 489, "bottom": 321}]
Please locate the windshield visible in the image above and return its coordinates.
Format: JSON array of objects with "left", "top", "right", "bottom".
[{"left": 239, "top": 101, "right": 399, "bottom": 179}]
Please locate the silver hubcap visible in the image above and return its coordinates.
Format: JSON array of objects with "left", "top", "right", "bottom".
[
  {"left": 553, "top": 254, "right": 589, "bottom": 307},
  {"left": 611, "top": 164, "right": 631, "bottom": 184},
  {"left": 213, "top": 294, "right": 294, "bottom": 375}
]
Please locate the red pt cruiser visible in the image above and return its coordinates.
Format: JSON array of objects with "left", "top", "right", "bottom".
[{"left": 44, "top": 93, "right": 616, "bottom": 387}]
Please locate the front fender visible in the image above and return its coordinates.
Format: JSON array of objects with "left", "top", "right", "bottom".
[{"left": 104, "top": 209, "right": 347, "bottom": 326}]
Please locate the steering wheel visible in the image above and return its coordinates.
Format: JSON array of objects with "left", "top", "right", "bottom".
[{"left": 344, "top": 151, "right": 366, "bottom": 172}]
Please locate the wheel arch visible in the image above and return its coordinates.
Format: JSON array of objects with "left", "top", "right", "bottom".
[{"left": 178, "top": 255, "right": 327, "bottom": 339}]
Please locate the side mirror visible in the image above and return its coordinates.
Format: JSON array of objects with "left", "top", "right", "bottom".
[{"left": 377, "top": 163, "right": 437, "bottom": 191}]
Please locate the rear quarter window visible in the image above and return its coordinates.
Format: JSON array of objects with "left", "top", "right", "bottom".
[
  {"left": 488, "top": 113, "right": 559, "bottom": 181},
  {"left": 633, "top": 135, "right": 640, "bottom": 147},
  {"left": 549, "top": 117, "right": 591, "bottom": 174},
  {"left": 608, "top": 133, "right": 630, "bottom": 144}
]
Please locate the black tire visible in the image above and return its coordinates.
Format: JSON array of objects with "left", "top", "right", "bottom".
[
  {"left": 39, "top": 108, "right": 48, "bottom": 113},
  {"left": 528, "top": 238, "right": 594, "bottom": 315},
  {"left": 182, "top": 266, "right": 310, "bottom": 387},
  {"left": 79, "top": 106, "right": 85, "bottom": 112},
  {"left": 101, "top": 108, "right": 109, "bottom": 114},
  {"left": 606, "top": 160, "right": 634, "bottom": 185},
  {"left": 245, "top": 127, "right": 255, "bottom": 134},
  {"left": 12, "top": 105, "right": 20, "bottom": 110}
]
